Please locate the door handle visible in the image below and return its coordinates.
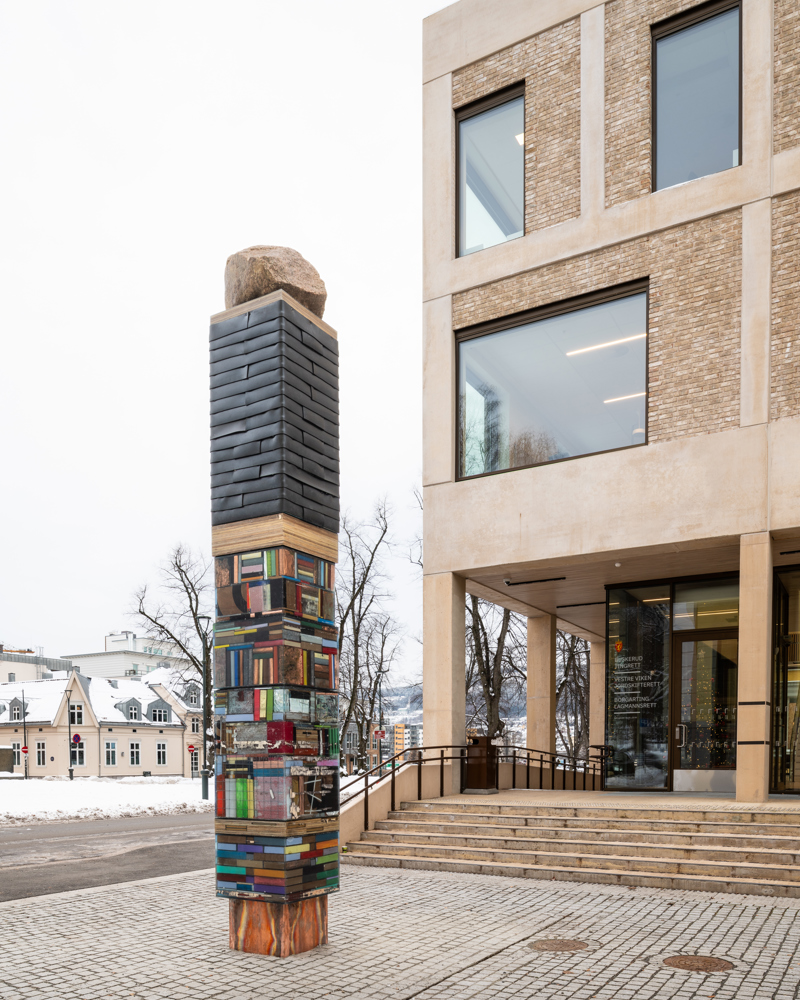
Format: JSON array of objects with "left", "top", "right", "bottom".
[{"left": 675, "top": 724, "right": 687, "bottom": 748}]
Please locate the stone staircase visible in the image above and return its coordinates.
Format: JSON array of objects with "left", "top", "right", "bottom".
[{"left": 341, "top": 798, "right": 800, "bottom": 897}]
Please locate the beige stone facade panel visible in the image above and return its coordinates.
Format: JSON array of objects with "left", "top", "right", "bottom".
[
  {"left": 771, "top": 191, "right": 800, "bottom": 420},
  {"left": 605, "top": 0, "right": 704, "bottom": 208},
  {"left": 452, "top": 20, "right": 581, "bottom": 234},
  {"left": 452, "top": 211, "right": 742, "bottom": 444},
  {"left": 774, "top": 0, "right": 800, "bottom": 154}
]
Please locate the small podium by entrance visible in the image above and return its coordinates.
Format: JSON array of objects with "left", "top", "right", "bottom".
[{"left": 463, "top": 736, "right": 498, "bottom": 793}]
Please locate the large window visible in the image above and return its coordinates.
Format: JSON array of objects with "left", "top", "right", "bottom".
[
  {"left": 157, "top": 743, "right": 167, "bottom": 766},
  {"left": 458, "top": 286, "right": 648, "bottom": 478},
  {"left": 105, "top": 741, "right": 117, "bottom": 766},
  {"left": 457, "top": 87, "right": 525, "bottom": 257},
  {"left": 130, "top": 741, "right": 141, "bottom": 766},
  {"left": 11, "top": 743, "right": 20, "bottom": 767},
  {"left": 653, "top": 1, "right": 740, "bottom": 191},
  {"left": 71, "top": 741, "right": 85, "bottom": 767},
  {"left": 36, "top": 741, "right": 46, "bottom": 766}
]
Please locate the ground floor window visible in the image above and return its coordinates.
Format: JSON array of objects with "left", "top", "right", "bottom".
[
  {"left": 606, "top": 575, "right": 739, "bottom": 791},
  {"left": 773, "top": 568, "right": 800, "bottom": 793},
  {"left": 190, "top": 750, "right": 199, "bottom": 772},
  {"left": 71, "top": 741, "right": 85, "bottom": 767},
  {"left": 130, "top": 741, "right": 140, "bottom": 766},
  {"left": 36, "top": 741, "right": 46, "bottom": 766},
  {"left": 11, "top": 742, "right": 20, "bottom": 766},
  {"left": 105, "top": 741, "right": 117, "bottom": 766},
  {"left": 157, "top": 742, "right": 167, "bottom": 766}
]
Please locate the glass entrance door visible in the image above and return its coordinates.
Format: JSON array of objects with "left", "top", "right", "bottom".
[{"left": 673, "top": 635, "right": 738, "bottom": 772}]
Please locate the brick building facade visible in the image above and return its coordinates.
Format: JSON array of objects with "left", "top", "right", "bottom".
[{"left": 422, "top": 0, "right": 800, "bottom": 801}]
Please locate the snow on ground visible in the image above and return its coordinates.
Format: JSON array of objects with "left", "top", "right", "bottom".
[{"left": 0, "top": 775, "right": 212, "bottom": 825}]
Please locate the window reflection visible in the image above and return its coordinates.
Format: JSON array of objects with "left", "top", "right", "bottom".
[
  {"left": 458, "top": 291, "right": 647, "bottom": 477},
  {"left": 654, "top": 7, "right": 740, "bottom": 190},
  {"left": 606, "top": 587, "right": 670, "bottom": 790},
  {"left": 673, "top": 580, "right": 739, "bottom": 630},
  {"left": 458, "top": 96, "right": 525, "bottom": 256},
  {"left": 773, "top": 569, "right": 800, "bottom": 793}
]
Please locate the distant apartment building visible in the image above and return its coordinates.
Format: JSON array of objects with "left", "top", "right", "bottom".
[
  {"left": 62, "top": 631, "right": 190, "bottom": 679},
  {"left": 0, "top": 667, "right": 203, "bottom": 778},
  {"left": 0, "top": 648, "right": 73, "bottom": 684}
]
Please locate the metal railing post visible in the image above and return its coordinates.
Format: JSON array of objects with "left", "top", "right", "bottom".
[
  {"left": 512, "top": 749, "right": 516, "bottom": 789},
  {"left": 539, "top": 754, "right": 543, "bottom": 790},
  {"left": 551, "top": 754, "right": 555, "bottom": 790},
  {"left": 417, "top": 754, "right": 422, "bottom": 800},
  {"left": 391, "top": 761, "right": 396, "bottom": 812},
  {"left": 440, "top": 749, "right": 444, "bottom": 798},
  {"left": 526, "top": 752, "right": 530, "bottom": 789},
  {"left": 364, "top": 772, "right": 369, "bottom": 831}
]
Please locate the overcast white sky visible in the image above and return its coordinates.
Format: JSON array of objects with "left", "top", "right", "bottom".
[{"left": 0, "top": 0, "right": 453, "bottom": 673}]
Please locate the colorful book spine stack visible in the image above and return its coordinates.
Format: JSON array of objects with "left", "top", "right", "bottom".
[{"left": 214, "top": 545, "right": 339, "bottom": 904}]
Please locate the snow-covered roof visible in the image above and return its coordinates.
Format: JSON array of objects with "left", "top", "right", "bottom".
[
  {"left": 144, "top": 665, "right": 201, "bottom": 711},
  {"left": 0, "top": 677, "right": 69, "bottom": 724},
  {"left": 0, "top": 671, "right": 196, "bottom": 727}
]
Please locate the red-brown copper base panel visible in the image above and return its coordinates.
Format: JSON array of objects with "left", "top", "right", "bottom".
[{"left": 228, "top": 895, "right": 328, "bottom": 957}]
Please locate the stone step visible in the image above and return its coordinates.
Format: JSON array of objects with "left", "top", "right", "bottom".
[
  {"left": 390, "top": 808, "right": 800, "bottom": 837},
  {"left": 349, "top": 839, "right": 800, "bottom": 882},
  {"left": 376, "top": 817, "right": 799, "bottom": 849},
  {"left": 341, "top": 850, "right": 800, "bottom": 898},
  {"left": 367, "top": 828, "right": 800, "bottom": 865}
]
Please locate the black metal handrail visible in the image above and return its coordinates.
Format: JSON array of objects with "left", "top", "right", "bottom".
[
  {"left": 497, "top": 744, "right": 605, "bottom": 792},
  {"left": 340, "top": 744, "right": 466, "bottom": 831},
  {"left": 339, "top": 741, "right": 605, "bottom": 829}
]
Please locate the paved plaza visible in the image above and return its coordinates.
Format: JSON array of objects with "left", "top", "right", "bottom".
[{"left": 2, "top": 866, "right": 800, "bottom": 999}]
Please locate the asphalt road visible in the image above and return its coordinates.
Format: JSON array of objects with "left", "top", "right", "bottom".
[{"left": 0, "top": 812, "right": 215, "bottom": 901}]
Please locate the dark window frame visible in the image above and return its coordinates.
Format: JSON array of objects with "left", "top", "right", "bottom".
[
  {"left": 454, "top": 82, "right": 526, "bottom": 260},
  {"left": 651, "top": 0, "right": 742, "bottom": 193},
  {"left": 454, "top": 278, "right": 650, "bottom": 482}
]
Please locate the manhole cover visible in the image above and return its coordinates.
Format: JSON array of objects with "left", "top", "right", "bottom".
[
  {"left": 529, "top": 939, "right": 588, "bottom": 952},
  {"left": 663, "top": 955, "right": 734, "bottom": 973}
]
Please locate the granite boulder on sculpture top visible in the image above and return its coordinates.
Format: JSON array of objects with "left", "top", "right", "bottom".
[{"left": 224, "top": 245, "right": 328, "bottom": 318}]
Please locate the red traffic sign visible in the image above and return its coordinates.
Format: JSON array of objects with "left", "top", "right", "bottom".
[
  {"left": 72, "top": 734, "right": 82, "bottom": 744},
  {"left": 187, "top": 745, "right": 195, "bottom": 752},
  {"left": 374, "top": 731, "right": 386, "bottom": 739},
  {"left": 21, "top": 746, "right": 28, "bottom": 754}
]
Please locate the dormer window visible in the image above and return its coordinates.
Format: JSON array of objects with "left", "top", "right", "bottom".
[
  {"left": 11, "top": 705, "right": 21, "bottom": 721},
  {"left": 188, "top": 689, "right": 198, "bottom": 706},
  {"left": 70, "top": 703, "right": 83, "bottom": 725},
  {"left": 128, "top": 705, "right": 139, "bottom": 721},
  {"left": 152, "top": 708, "right": 169, "bottom": 723}
]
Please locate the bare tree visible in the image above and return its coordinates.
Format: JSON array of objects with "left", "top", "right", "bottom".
[
  {"left": 337, "top": 501, "right": 403, "bottom": 770},
  {"left": 465, "top": 597, "right": 527, "bottom": 739},
  {"left": 556, "top": 631, "right": 590, "bottom": 757},
  {"left": 131, "top": 544, "right": 214, "bottom": 776}
]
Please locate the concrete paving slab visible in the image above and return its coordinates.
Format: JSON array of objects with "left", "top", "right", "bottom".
[{"left": 2, "top": 864, "right": 800, "bottom": 998}]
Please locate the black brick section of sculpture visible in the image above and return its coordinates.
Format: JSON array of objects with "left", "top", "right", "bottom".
[{"left": 210, "top": 297, "right": 339, "bottom": 533}]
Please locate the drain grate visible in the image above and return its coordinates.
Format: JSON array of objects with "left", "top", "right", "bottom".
[
  {"left": 663, "top": 955, "right": 734, "bottom": 973},
  {"left": 529, "top": 939, "right": 588, "bottom": 952}
]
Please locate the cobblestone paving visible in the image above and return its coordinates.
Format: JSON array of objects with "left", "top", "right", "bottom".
[{"left": 2, "top": 866, "right": 800, "bottom": 999}]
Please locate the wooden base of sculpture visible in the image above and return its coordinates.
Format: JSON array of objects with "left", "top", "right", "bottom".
[{"left": 229, "top": 896, "right": 328, "bottom": 957}]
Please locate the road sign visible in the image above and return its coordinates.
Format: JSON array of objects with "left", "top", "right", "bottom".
[
  {"left": 187, "top": 745, "right": 195, "bottom": 752},
  {"left": 21, "top": 746, "right": 28, "bottom": 755},
  {"left": 374, "top": 731, "right": 386, "bottom": 739},
  {"left": 72, "top": 733, "right": 82, "bottom": 744}
]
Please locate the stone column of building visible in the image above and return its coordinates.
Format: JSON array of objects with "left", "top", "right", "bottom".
[
  {"left": 526, "top": 616, "right": 557, "bottom": 756},
  {"left": 736, "top": 531, "right": 773, "bottom": 803},
  {"left": 210, "top": 247, "right": 340, "bottom": 957},
  {"left": 422, "top": 572, "right": 466, "bottom": 793}
]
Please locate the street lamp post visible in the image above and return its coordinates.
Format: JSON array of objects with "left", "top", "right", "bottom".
[
  {"left": 67, "top": 693, "right": 74, "bottom": 781},
  {"left": 198, "top": 614, "right": 212, "bottom": 801}
]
